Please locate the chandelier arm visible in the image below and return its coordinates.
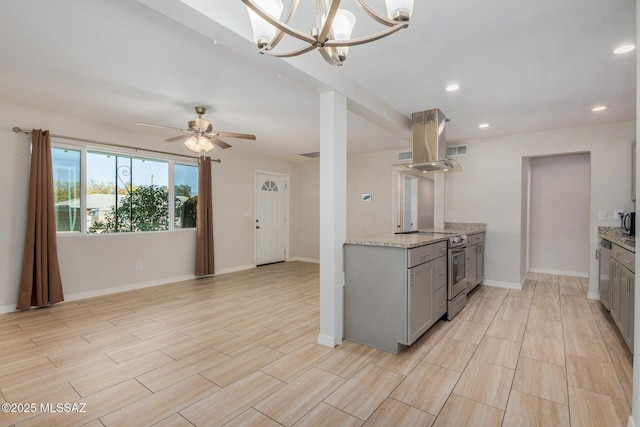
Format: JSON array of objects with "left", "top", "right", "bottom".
[
  {"left": 241, "top": 0, "right": 315, "bottom": 45},
  {"left": 264, "top": 0, "right": 301, "bottom": 52},
  {"left": 318, "top": 47, "right": 342, "bottom": 66},
  {"left": 318, "top": 0, "right": 342, "bottom": 45},
  {"left": 264, "top": 44, "right": 319, "bottom": 58},
  {"left": 324, "top": 22, "right": 408, "bottom": 47},
  {"left": 353, "top": 0, "right": 400, "bottom": 27}
]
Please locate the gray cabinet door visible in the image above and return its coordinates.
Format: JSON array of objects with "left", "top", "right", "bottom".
[
  {"left": 619, "top": 266, "right": 630, "bottom": 340},
  {"left": 611, "top": 259, "right": 621, "bottom": 326},
  {"left": 466, "top": 245, "right": 477, "bottom": 292},
  {"left": 476, "top": 244, "right": 484, "bottom": 284},
  {"left": 408, "top": 260, "right": 434, "bottom": 344}
]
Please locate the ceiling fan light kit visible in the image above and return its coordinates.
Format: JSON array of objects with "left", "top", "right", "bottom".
[
  {"left": 242, "top": 0, "right": 414, "bottom": 66},
  {"left": 184, "top": 135, "right": 215, "bottom": 153},
  {"left": 137, "top": 106, "right": 256, "bottom": 154}
]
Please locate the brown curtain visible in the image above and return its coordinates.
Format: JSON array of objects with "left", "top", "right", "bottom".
[
  {"left": 16, "top": 130, "right": 64, "bottom": 310},
  {"left": 195, "top": 155, "right": 215, "bottom": 276}
]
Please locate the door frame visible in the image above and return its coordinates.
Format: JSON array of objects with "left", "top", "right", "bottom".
[{"left": 254, "top": 170, "right": 290, "bottom": 266}]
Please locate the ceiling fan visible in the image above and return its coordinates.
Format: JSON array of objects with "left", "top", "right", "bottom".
[{"left": 137, "top": 106, "right": 256, "bottom": 153}]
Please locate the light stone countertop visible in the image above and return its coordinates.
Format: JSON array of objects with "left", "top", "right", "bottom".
[
  {"left": 443, "top": 222, "right": 488, "bottom": 234},
  {"left": 345, "top": 222, "right": 488, "bottom": 248},
  {"left": 598, "top": 226, "right": 635, "bottom": 252},
  {"left": 345, "top": 232, "right": 451, "bottom": 249}
]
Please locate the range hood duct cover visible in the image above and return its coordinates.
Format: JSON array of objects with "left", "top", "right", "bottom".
[{"left": 398, "top": 108, "right": 461, "bottom": 173}]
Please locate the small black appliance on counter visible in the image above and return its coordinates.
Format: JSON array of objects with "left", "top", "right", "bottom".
[{"left": 622, "top": 212, "right": 635, "bottom": 236}]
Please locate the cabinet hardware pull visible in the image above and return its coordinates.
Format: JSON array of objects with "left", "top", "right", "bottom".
[
  {"left": 421, "top": 253, "right": 431, "bottom": 258},
  {"left": 440, "top": 301, "right": 445, "bottom": 307},
  {"left": 440, "top": 247, "right": 447, "bottom": 252}
]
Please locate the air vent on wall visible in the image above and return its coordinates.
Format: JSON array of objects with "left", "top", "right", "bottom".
[
  {"left": 446, "top": 145, "right": 468, "bottom": 157},
  {"left": 299, "top": 151, "right": 320, "bottom": 158},
  {"left": 397, "top": 150, "right": 413, "bottom": 162}
]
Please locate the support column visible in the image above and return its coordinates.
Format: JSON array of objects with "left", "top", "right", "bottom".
[{"left": 317, "top": 91, "right": 347, "bottom": 348}]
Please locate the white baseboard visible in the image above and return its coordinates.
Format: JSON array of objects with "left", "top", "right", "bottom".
[
  {"left": 288, "top": 257, "right": 320, "bottom": 264},
  {"left": 481, "top": 279, "right": 522, "bottom": 290},
  {"left": 214, "top": 264, "right": 256, "bottom": 275},
  {"left": 317, "top": 333, "right": 340, "bottom": 348},
  {"left": 587, "top": 291, "right": 600, "bottom": 300},
  {"left": 528, "top": 268, "right": 588, "bottom": 278},
  {"left": 628, "top": 415, "right": 636, "bottom": 427},
  {"left": 0, "top": 274, "right": 197, "bottom": 315},
  {"left": 0, "top": 304, "right": 16, "bottom": 314}
]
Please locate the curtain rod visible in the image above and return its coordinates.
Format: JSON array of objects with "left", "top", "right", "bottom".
[{"left": 11, "top": 127, "right": 222, "bottom": 163}]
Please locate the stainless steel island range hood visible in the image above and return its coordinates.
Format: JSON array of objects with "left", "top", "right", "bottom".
[{"left": 398, "top": 108, "right": 461, "bottom": 173}]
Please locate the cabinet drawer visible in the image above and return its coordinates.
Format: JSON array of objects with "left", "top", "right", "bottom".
[
  {"left": 433, "top": 285, "right": 447, "bottom": 319},
  {"left": 612, "top": 244, "right": 635, "bottom": 273},
  {"left": 433, "top": 255, "right": 447, "bottom": 290},
  {"left": 408, "top": 241, "right": 447, "bottom": 268},
  {"left": 469, "top": 232, "right": 485, "bottom": 245}
]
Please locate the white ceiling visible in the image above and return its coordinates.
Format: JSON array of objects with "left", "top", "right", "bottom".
[{"left": 0, "top": 0, "right": 636, "bottom": 162}]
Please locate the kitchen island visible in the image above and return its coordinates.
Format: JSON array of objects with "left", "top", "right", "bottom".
[
  {"left": 344, "top": 232, "right": 451, "bottom": 353},
  {"left": 344, "top": 224, "right": 487, "bottom": 354}
]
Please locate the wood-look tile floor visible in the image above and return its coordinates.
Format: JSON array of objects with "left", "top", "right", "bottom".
[{"left": 0, "top": 263, "right": 633, "bottom": 426}]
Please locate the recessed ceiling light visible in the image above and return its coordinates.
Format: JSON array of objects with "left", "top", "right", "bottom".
[
  {"left": 445, "top": 84, "right": 460, "bottom": 92},
  {"left": 614, "top": 44, "right": 635, "bottom": 54},
  {"left": 592, "top": 105, "right": 608, "bottom": 112},
  {"left": 478, "top": 123, "right": 490, "bottom": 129}
]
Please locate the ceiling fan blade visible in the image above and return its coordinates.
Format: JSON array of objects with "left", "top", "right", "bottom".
[
  {"left": 205, "top": 135, "right": 232, "bottom": 149},
  {"left": 137, "top": 122, "right": 188, "bottom": 132},
  {"left": 210, "top": 131, "right": 256, "bottom": 140},
  {"left": 165, "top": 134, "right": 191, "bottom": 143}
]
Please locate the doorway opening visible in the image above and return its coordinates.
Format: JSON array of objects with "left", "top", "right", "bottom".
[{"left": 521, "top": 153, "right": 591, "bottom": 280}]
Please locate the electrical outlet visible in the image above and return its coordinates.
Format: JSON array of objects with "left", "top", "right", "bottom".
[
  {"left": 598, "top": 211, "right": 607, "bottom": 221},
  {"left": 447, "top": 210, "right": 455, "bottom": 220},
  {"left": 614, "top": 209, "right": 624, "bottom": 220},
  {"left": 135, "top": 261, "right": 142, "bottom": 271}
]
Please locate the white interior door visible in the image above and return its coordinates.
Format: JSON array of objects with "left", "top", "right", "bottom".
[{"left": 256, "top": 172, "right": 287, "bottom": 265}]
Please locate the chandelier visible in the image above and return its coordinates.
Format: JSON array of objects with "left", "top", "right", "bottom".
[{"left": 242, "top": 0, "right": 414, "bottom": 66}]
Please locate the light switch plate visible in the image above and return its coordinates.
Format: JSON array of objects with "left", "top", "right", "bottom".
[
  {"left": 447, "top": 211, "right": 455, "bottom": 220},
  {"left": 598, "top": 211, "right": 607, "bottom": 220}
]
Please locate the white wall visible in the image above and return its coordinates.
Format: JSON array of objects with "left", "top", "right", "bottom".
[
  {"left": 294, "top": 159, "right": 320, "bottom": 262},
  {"left": 0, "top": 103, "right": 305, "bottom": 312},
  {"left": 445, "top": 121, "right": 636, "bottom": 291},
  {"left": 528, "top": 154, "right": 590, "bottom": 276},
  {"left": 347, "top": 150, "right": 398, "bottom": 237}
]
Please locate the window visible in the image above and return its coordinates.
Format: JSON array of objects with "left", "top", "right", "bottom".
[
  {"left": 50, "top": 143, "right": 198, "bottom": 234},
  {"left": 174, "top": 163, "right": 198, "bottom": 229},
  {"left": 52, "top": 147, "right": 81, "bottom": 232},
  {"left": 87, "top": 151, "right": 169, "bottom": 233},
  {"left": 261, "top": 180, "right": 279, "bottom": 192}
]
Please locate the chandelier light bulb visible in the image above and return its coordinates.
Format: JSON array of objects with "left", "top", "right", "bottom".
[
  {"left": 385, "top": 0, "right": 414, "bottom": 21},
  {"left": 246, "top": 0, "right": 284, "bottom": 49},
  {"left": 332, "top": 9, "right": 356, "bottom": 61}
]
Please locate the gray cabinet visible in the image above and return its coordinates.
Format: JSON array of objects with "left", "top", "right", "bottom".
[
  {"left": 610, "top": 243, "right": 635, "bottom": 353},
  {"left": 408, "top": 260, "right": 434, "bottom": 343},
  {"left": 344, "top": 240, "right": 447, "bottom": 353},
  {"left": 466, "top": 232, "right": 485, "bottom": 294}
]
